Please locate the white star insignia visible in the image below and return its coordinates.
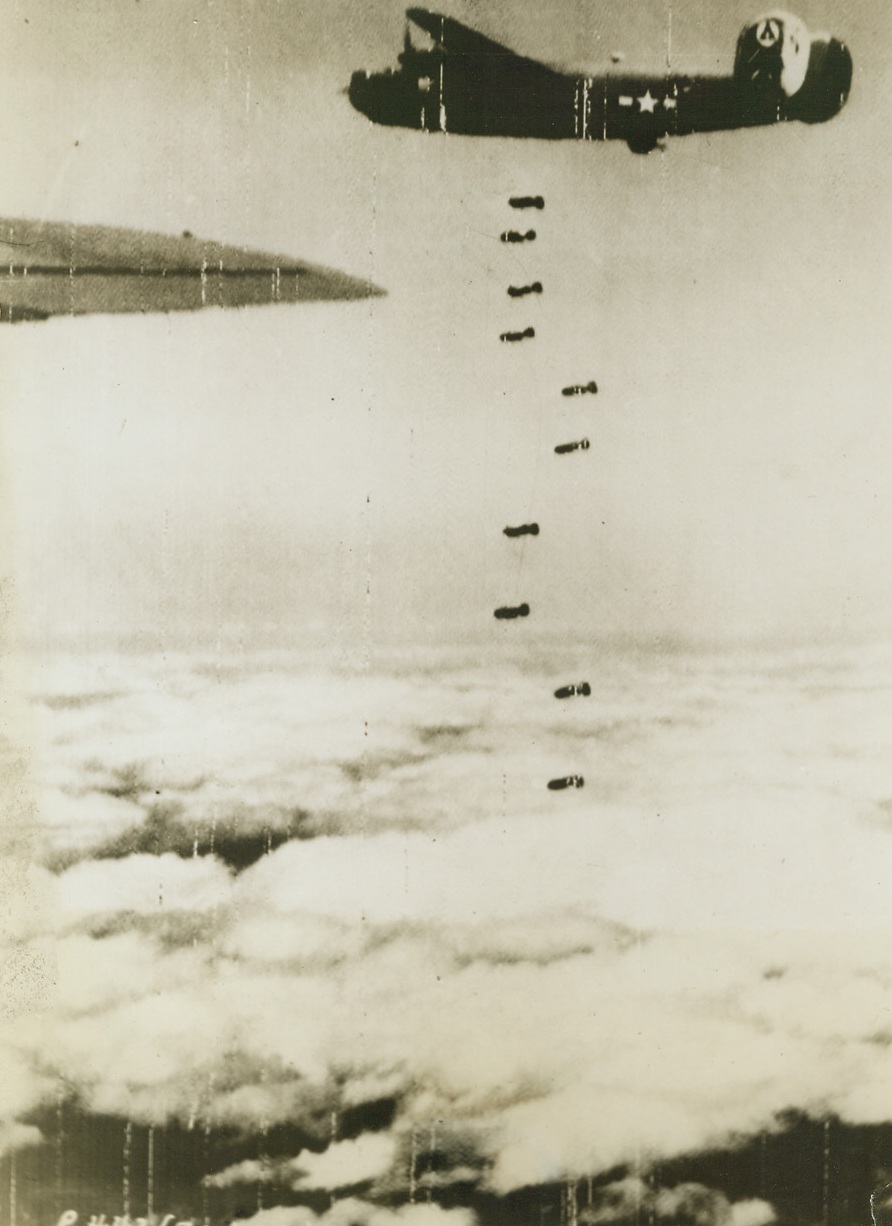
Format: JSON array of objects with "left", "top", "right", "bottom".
[
  {"left": 663, "top": 95, "right": 677, "bottom": 110},
  {"left": 638, "top": 90, "right": 657, "bottom": 113}
]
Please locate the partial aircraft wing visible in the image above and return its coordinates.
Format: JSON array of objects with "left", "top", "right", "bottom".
[
  {"left": 0, "top": 219, "right": 383, "bottom": 322},
  {"left": 406, "top": 8, "right": 563, "bottom": 77}
]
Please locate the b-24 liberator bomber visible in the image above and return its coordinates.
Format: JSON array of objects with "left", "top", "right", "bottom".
[
  {"left": 0, "top": 219, "right": 382, "bottom": 323},
  {"left": 349, "top": 8, "right": 852, "bottom": 153}
]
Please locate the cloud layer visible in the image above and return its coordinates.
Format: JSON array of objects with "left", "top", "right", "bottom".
[{"left": 4, "top": 642, "right": 892, "bottom": 1212}]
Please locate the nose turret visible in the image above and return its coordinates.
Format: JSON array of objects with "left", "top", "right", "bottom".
[
  {"left": 348, "top": 67, "right": 418, "bottom": 128},
  {"left": 348, "top": 70, "right": 372, "bottom": 118}
]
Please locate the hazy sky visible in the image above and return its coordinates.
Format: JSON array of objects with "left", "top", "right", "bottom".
[{"left": 1, "top": 0, "right": 890, "bottom": 649}]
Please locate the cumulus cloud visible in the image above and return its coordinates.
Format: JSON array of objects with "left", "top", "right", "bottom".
[
  {"left": 53, "top": 852, "right": 231, "bottom": 918},
  {"left": 0, "top": 1121, "right": 43, "bottom": 1157},
  {"left": 290, "top": 1134, "right": 399, "bottom": 1190},
  {"left": 203, "top": 1156, "right": 274, "bottom": 1189},
  {"left": 234, "top": 1200, "right": 477, "bottom": 1226},
  {"left": 580, "top": 1179, "right": 775, "bottom": 1226},
  {"left": 205, "top": 1133, "right": 398, "bottom": 1192},
  {"left": 26, "top": 654, "right": 507, "bottom": 866},
  {"left": 729, "top": 1201, "right": 776, "bottom": 1226},
  {"left": 12, "top": 912, "right": 892, "bottom": 1193}
]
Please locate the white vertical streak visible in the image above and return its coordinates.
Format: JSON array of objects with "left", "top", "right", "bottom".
[
  {"left": 409, "top": 1126, "right": 418, "bottom": 1203},
  {"left": 331, "top": 1110, "right": 339, "bottom": 1207},
  {"left": 823, "top": 1117, "right": 832, "bottom": 1226},
  {"left": 147, "top": 1126, "right": 155, "bottom": 1219},
  {"left": 203, "top": 1121, "right": 212, "bottom": 1226},
  {"left": 123, "top": 1120, "right": 132, "bottom": 1218},
  {"left": 427, "top": 1120, "right": 437, "bottom": 1202},
  {"left": 56, "top": 1082, "right": 64, "bottom": 1196}
]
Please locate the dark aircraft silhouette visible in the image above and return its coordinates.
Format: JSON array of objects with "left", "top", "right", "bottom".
[
  {"left": 0, "top": 219, "right": 382, "bottom": 322},
  {"left": 349, "top": 9, "right": 852, "bottom": 153}
]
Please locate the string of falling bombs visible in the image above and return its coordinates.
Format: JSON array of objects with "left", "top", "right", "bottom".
[{"left": 495, "top": 195, "right": 597, "bottom": 792}]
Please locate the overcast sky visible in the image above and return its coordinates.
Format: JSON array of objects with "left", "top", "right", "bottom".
[{"left": 1, "top": 0, "right": 890, "bottom": 650}]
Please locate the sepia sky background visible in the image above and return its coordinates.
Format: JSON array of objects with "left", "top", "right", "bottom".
[
  {"left": 3, "top": 5, "right": 892, "bottom": 1218},
  {"left": 0, "top": 0, "right": 890, "bottom": 650}
]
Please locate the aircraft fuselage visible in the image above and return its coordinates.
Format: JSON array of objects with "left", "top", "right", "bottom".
[{"left": 349, "top": 12, "right": 852, "bottom": 153}]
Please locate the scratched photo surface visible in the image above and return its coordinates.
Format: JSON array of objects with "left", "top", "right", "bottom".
[{"left": 1, "top": 0, "right": 891, "bottom": 1223}]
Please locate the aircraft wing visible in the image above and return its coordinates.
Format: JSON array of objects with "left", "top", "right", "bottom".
[
  {"left": 406, "top": 8, "right": 563, "bottom": 77},
  {"left": 0, "top": 218, "right": 383, "bottom": 322}
]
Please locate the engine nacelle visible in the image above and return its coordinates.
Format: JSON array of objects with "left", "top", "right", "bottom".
[{"left": 734, "top": 12, "right": 852, "bottom": 122}]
